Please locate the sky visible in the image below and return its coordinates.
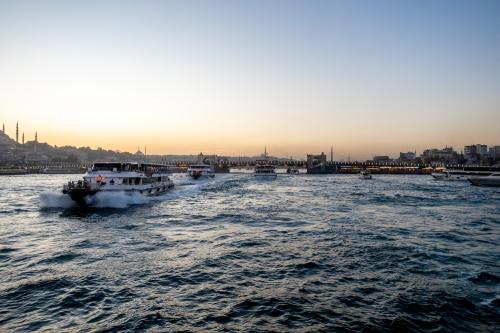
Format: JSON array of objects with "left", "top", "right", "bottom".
[{"left": 0, "top": 0, "right": 499, "bottom": 160}]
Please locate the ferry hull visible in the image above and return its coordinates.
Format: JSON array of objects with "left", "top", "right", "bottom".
[
  {"left": 63, "top": 184, "right": 174, "bottom": 207},
  {"left": 63, "top": 188, "right": 98, "bottom": 206},
  {"left": 306, "top": 165, "right": 337, "bottom": 174},
  {"left": 468, "top": 178, "right": 500, "bottom": 187}
]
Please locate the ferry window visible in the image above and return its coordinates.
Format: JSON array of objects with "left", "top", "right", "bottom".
[
  {"left": 158, "top": 177, "right": 161, "bottom": 182},
  {"left": 122, "top": 178, "right": 127, "bottom": 184},
  {"left": 135, "top": 178, "right": 141, "bottom": 185},
  {"left": 110, "top": 179, "right": 115, "bottom": 185}
]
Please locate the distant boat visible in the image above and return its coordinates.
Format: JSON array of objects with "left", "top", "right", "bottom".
[
  {"left": 187, "top": 164, "right": 215, "bottom": 179},
  {"left": 468, "top": 173, "right": 500, "bottom": 187},
  {"left": 254, "top": 147, "right": 277, "bottom": 179},
  {"left": 431, "top": 169, "right": 493, "bottom": 181},
  {"left": 62, "top": 162, "right": 174, "bottom": 206},
  {"left": 255, "top": 159, "right": 277, "bottom": 178},
  {"left": 359, "top": 170, "right": 372, "bottom": 180},
  {"left": 286, "top": 166, "right": 299, "bottom": 175}
]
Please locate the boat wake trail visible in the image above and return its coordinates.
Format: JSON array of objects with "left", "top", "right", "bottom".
[
  {"left": 39, "top": 175, "right": 241, "bottom": 210},
  {"left": 86, "top": 191, "right": 150, "bottom": 208},
  {"left": 40, "top": 191, "right": 158, "bottom": 209}
]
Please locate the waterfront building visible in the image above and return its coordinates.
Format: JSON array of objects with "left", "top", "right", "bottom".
[
  {"left": 373, "top": 155, "right": 392, "bottom": 163},
  {"left": 306, "top": 152, "right": 336, "bottom": 174},
  {"left": 135, "top": 147, "right": 144, "bottom": 156},
  {"left": 464, "top": 144, "right": 488, "bottom": 158},
  {"left": 421, "top": 147, "right": 460, "bottom": 165},
  {"left": 399, "top": 152, "right": 416, "bottom": 161},
  {"left": 422, "top": 147, "right": 455, "bottom": 160},
  {"left": 489, "top": 146, "right": 500, "bottom": 161}
]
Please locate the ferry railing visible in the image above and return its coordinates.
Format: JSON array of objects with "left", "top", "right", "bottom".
[{"left": 63, "top": 181, "right": 100, "bottom": 192}]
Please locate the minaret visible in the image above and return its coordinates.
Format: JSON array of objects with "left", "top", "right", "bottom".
[
  {"left": 2, "top": 123, "right": 4, "bottom": 133},
  {"left": 16, "top": 122, "right": 19, "bottom": 143},
  {"left": 34, "top": 131, "right": 38, "bottom": 153},
  {"left": 264, "top": 146, "right": 267, "bottom": 158},
  {"left": 330, "top": 145, "right": 333, "bottom": 162},
  {"left": 22, "top": 132, "right": 24, "bottom": 144}
]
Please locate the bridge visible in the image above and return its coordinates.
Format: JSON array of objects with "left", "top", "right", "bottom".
[{"left": 2, "top": 160, "right": 496, "bottom": 175}]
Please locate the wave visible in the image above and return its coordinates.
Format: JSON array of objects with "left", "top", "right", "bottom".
[
  {"left": 39, "top": 192, "right": 77, "bottom": 209},
  {"left": 85, "top": 191, "right": 150, "bottom": 208},
  {"left": 39, "top": 182, "right": 209, "bottom": 209}
]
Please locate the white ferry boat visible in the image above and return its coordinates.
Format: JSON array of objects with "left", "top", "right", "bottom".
[
  {"left": 62, "top": 162, "right": 174, "bottom": 206},
  {"left": 254, "top": 159, "right": 277, "bottom": 178},
  {"left": 187, "top": 164, "right": 215, "bottom": 179},
  {"left": 431, "top": 169, "right": 493, "bottom": 181},
  {"left": 468, "top": 173, "right": 500, "bottom": 187}
]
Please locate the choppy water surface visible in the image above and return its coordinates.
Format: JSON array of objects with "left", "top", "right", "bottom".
[{"left": 0, "top": 174, "right": 499, "bottom": 332}]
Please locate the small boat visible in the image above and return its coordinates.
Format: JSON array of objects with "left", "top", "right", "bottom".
[
  {"left": 431, "top": 169, "right": 492, "bottom": 181},
  {"left": 359, "top": 170, "right": 372, "bottom": 179},
  {"left": 187, "top": 164, "right": 215, "bottom": 179},
  {"left": 62, "top": 162, "right": 174, "bottom": 206},
  {"left": 431, "top": 172, "right": 447, "bottom": 180},
  {"left": 254, "top": 147, "right": 277, "bottom": 179},
  {"left": 468, "top": 173, "right": 500, "bottom": 187},
  {"left": 255, "top": 159, "right": 277, "bottom": 178}
]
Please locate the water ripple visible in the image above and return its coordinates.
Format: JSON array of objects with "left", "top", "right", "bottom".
[{"left": 0, "top": 174, "right": 499, "bottom": 331}]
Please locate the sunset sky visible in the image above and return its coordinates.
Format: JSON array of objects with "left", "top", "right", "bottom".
[{"left": 1, "top": 0, "right": 499, "bottom": 159}]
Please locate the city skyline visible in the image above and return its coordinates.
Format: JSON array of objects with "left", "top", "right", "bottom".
[
  {"left": 2, "top": 120, "right": 499, "bottom": 162},
  {"left": 1, "top": 1, "right": 499, "bottom": 159}
]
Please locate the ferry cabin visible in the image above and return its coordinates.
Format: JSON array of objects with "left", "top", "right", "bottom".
[
  {"left": 254, "top": 159, "right": 277, "bottom": 177},
  {"left": 82, "top": 162, "right": 173, "bottom": 194}
]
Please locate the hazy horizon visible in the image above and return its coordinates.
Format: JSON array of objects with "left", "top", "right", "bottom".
[{"left": 1, "top": 0, "right": 499, "bottom": 160}]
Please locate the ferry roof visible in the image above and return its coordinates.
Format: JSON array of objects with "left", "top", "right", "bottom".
[{"left": 92, "top": 162, "right": 170, "bottom": 172}]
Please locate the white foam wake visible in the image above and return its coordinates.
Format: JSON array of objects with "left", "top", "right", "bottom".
[
  {"left": 39, "top": 192, "right": 77, "bottom": 209},
  {"left": 39, "top": 176, "right": 223, "bottom": 209},
  {"left": 86, "top": 191, "right": 150, "bottom": 208}
]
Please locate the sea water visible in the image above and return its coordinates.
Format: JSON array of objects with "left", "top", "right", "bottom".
[{"left": 0, "top": 173, "right": 499, "bottom": 331}]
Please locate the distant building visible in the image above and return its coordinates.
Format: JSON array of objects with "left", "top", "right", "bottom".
[
  {"left": 307, "top": 152, "right": 327, "bottom": 166},
  {"left": 306, "top": 152, "right": 336, "bottom": 174},
  {"left": 489, "top": 146, "right": 500, "bottom": 161},
  {"left": 135, "top": 147, "right": 144, "bottom": 156},
  {"left": 464, "top": 144, "right": 488, "bottom": 158},
  {"left": 24, "top": 151, "right": 49, "bottom": 163},
  {"left": 373, "top": 155, "right": 392, "bottom": 163},
  {"left": 399, "top": 151, "right": 416, "bottom": 161},
  {"left": 421, "top": 147, "right": 457, "bottom": 162}
]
